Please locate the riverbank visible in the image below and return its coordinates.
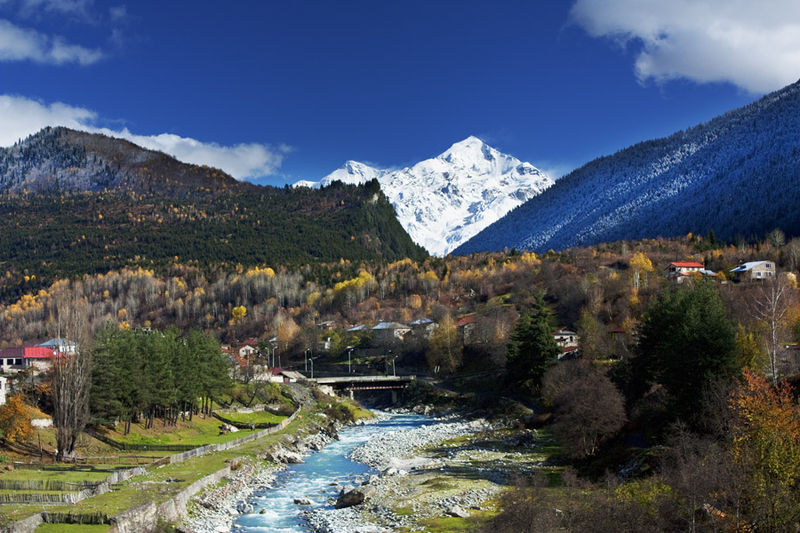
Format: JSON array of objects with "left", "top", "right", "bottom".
[
  {"left": 308, "top": 399, "right": 561, "bottom": 533},
  {"left": 303, "top": 412, "right": 499, "bottom": 533},
  {"left": 185, "top": 381, "right": 559, "bottom": 533},
  {"left": 181, "top": 414, "right": 347, "bottom": 533}
]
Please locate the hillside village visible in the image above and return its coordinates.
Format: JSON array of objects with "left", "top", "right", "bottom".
[{"left": 0, "top": 231, "right": 799, "bottom": 530}]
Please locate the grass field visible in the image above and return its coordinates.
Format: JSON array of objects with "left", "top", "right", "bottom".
[
  {"left": 0, "top": 407, "right": 317, "bottom": 525},
  {"left": 215, "top": 410, "right": 286, "bottom": 426},
  {"left": 99, "top": 415, "right": 259, "bottom": 446},
  {"left": 0, "top": 468, "right": 111, "bottom": 484}
]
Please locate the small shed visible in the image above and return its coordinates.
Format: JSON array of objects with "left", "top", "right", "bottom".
[{"left": 269, "top": 368, "right": 306, "bottom": 383}]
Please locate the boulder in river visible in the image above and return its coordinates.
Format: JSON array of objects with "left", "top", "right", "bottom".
[{"left": 335, "top": 485, "right": 376, "bottom": 508}]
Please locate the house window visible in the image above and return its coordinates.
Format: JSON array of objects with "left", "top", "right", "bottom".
[{"left": 14, "top": 359, "right": 21, "bottom": 365}]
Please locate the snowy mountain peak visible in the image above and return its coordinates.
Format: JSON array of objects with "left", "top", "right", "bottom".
[
  {"left": 293, "top": 137, "right": 553, "bottom": 256},
  {"left": 319, "top": 160, "right": 384, "bottom": 187},
  {"left": 440, "top": 136, "right": 495, "bottom": 165}
]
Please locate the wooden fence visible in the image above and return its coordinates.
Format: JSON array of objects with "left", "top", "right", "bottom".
[
  {"left": 0, "top": 466, "right": 146, "bottom": 506},
  {"left": 211, "top": 411, "right": 284, "bottom": 430},
  {"left": 83, "top": 429, "right": 197, "bottom": 452},
  {"left": 0, "top": 479, "right": 101, "bottom": 491},
  {"left": 166, "top": 408, "right": 299, "bottom": 465}
]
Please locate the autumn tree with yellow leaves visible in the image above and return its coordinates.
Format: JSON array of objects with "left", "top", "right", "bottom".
[{"left": 0, "top": 394, "right": 33, "bottom": 443}]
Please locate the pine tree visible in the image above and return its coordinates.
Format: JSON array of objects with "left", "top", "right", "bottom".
[{"left": 506, "top": 294, "right": 560, "bottom": 390}]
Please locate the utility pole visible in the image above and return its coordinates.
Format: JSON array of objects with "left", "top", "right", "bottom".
[{"left": 348, "top": 348, "right": 353, "bottom": 374}]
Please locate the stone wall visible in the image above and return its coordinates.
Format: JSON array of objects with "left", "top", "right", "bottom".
[
  {"left": 2, "top": 410, "right": 298, "bottom": 533},
  {"left": 0, "top": 512, "right": 42, "bottom": 533},
  {"left": 108, "top": 465, "right": 232, "bottom": 533}
]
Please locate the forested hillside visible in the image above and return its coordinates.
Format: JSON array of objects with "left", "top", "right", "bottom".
[
  {"left": 456, "top": 79, "right": 800, "bottom": 255},
  {"left": 0, "top": 129, "right": 426, "bottom": 300}
]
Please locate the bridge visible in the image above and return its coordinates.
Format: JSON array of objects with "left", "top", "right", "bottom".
[{"left": 309, "top": 375, "right": 416, "bottom": 400}]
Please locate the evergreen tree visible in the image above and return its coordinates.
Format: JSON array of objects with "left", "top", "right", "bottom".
[
  {"left": 506, "top": 294, "right": 560, "bottom": 390},
  {"left": 635, "top": 281, "right": 738, "bottom": 422}
]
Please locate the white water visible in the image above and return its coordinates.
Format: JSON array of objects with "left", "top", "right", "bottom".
[{"left": 232, "top": 412, "right": 428, "bottom": 532}]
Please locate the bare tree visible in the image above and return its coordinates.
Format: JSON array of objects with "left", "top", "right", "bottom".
[
  {"left": 751, "top": 276, "right": 795, "bottom": 384},
  {"left": 787, "top": 239, "right": 800, "bottom": 272},
  {"left": 50, "top": 295, "right": 92, "bottom": 461}
]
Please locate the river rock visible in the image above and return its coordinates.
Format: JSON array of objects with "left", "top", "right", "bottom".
[
  {"left": 335, "top": 485, "right": 376, "bottom": 508},
  {"left": 294, "top": 497, "right": 312, "bottom": 505},
  {"left": 236, "top": 500, "right": 253, "bottom": 513},
  {"left": 446, "top": 505, "right": 470, "bottom": 518},
  {"left": 267, "top": 446, "right": 305, "bottom": 464}
]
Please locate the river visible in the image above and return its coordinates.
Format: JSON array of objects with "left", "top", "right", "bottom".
[{"left": 231, "top": 412, "right": 429, "bottom": 532}]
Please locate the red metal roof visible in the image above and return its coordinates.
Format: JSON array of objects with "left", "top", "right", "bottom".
[
  {"left": 0, "top": 346, "right": 57, "bottom": 359},
  {"left": 670, "top": 262, "right": 704, "bottom": 268},
  {"left": 455, "top": 316, "right": 476, "bottom": 327},
  {"left": 24, "top": 347, "right": 58, "bottom": 359}
]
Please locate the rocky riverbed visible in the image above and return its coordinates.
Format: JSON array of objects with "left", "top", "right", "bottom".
[
  {"left": 182, "top": 419, "right": 341, "bottom": 533},
  {"left": 301, "top": 411, "right": 503, "bottom": 533},
  {"left": 185, "top": 407, "right": 552, "bottom": 533}
]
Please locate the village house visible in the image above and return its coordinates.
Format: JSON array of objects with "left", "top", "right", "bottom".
[
  {"left": 0, "top": 342, "right": 71, "bottom": 374},
  {"left": 553, "top": 328, "right": 579, "bottom": 349},
  {"left": 235, "top": 339, "right": 259, "bottom": 359},
  {"left": 38, "top": 338, "right": 77, "bottom": 354},
  {"left": 730, "top": 260, "right": 776, "bottom": 281},
  {"left": 455, "top": 315, "right": 477, "bottom": 343},
  {"left": 316, "top": 321, "right": 336, "bottom": 331},
  {"left": 371, "top": 322, "right": 411, "bottom": 344},
  {"left": 408, "top": 317, "right": 437, "bottom": 338},
  {"left": 0, "top": 348, "right": 24, "bottom": 373},
  {"left": 665, "top": 262, "right": 717, "bottom": 283},
  {"left": 553, "top": 328, "right": 580, "bottom": 359}
]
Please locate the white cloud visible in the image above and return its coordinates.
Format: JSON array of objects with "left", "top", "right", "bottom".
[
  {"left": 0, "top": 94, "right": 95, "bottom": 144},
  {"left": 0, "top": 18, "right": 103, "bottom": 64},
  {"left": 94, "top": 128, "right": 290, "bottom": 179},
  {"left": 18, "top": 0, "right": 92, "bottom": 18},
  {"left": 108, "top": 5, "right": 126, "bottom": 22},
  {"left": 0, "top": 94, "right": 289, "bottom": 179},
  {"left": 570, "top": 0, "right": 800, "bottom": 93}
]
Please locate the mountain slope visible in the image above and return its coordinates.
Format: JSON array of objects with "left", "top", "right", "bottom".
[
  {"left": 0, "top": 127, "right": 248, "bottom": 198},
  {"left": 297, "top": 136, "right": 553, "bottom": 256},
  {"left": 0, "top": 128, "right": 426, "bottom": 299},
  {"left": 455, "top": 80, "right": 800, "bottom": 255}
]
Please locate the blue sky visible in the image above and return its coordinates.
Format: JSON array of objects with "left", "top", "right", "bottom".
[{"left": 1, "top": 0, "right": 799, "bottom": 185}]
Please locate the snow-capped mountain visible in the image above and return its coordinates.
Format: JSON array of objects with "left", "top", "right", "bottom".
[
  {"left": 296, "top": 136, "right": 553, "bottom": 256},
  {"left": 319, "top": 160, "right": 385, "bottom": 188},
  {"left": 455, "top": 79, "right": 800, "bottom": 255}
]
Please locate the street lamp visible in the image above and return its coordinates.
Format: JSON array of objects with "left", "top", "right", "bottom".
[
  {"left": 310, "top": 357, "right": 314, "bottom": 379},
  {"left": 304, "top": 348, "right": 309, "bottom": 372}
]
